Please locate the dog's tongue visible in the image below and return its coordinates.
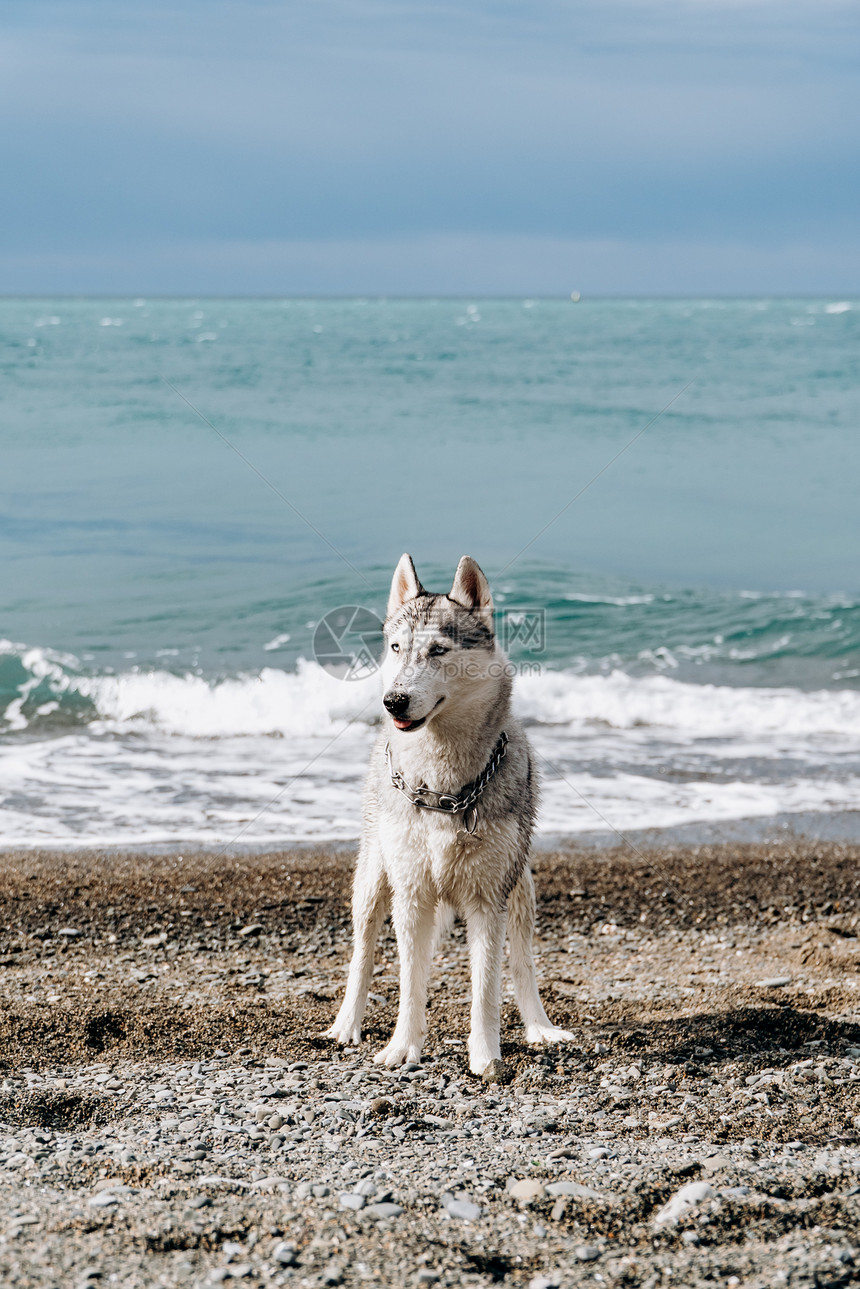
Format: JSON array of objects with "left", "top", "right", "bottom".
[{"left": 393, "top": 717, "right": 415, "bottom": 731}]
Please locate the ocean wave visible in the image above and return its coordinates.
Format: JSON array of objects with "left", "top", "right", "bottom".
[
  {"left": 562, "top": 593, "right": 656, "bottom": 606},
  {"left": 516, "top": 670, "right": 860, "bottom": 742},
  {"left": 2, "top": 646, "right": 860, "bottom": 845},
  {"left": 79, "top": 663, "right": 380, "bottom": 738},
  {"left": 3, "top": 643, "right": 860, "bottom": 747},
  {"left": 0, "top": 651, "right": 379, "bottom": 740}
]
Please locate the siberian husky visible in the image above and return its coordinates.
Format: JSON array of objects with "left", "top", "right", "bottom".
[{"left": 326, "top": 554, "right": 573, "bottom": 1075}]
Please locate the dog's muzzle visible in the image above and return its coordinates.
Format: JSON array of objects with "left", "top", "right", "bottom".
[{"left": 383, "top": 690, "right": 410, "bottom": 717}]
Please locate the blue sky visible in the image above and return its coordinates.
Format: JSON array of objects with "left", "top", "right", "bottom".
[{"left": 1, "top": 1, "right": 858, "bottom": 294}]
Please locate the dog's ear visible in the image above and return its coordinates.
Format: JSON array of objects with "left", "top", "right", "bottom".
[
  {"left": 387, "top": 553, "right": 425, "bottom": 618},
  {"left": 448, "top": 556, "right": 494, "bottom": 626}
]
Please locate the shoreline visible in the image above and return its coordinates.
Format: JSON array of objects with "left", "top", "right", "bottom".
[{"left": 2, "top": 807, "right": 859, "bottom": 856}]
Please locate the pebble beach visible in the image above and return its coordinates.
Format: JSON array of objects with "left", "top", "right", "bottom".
[{"left": 3, "top": 840, "right": 860, "bottom": 1288}]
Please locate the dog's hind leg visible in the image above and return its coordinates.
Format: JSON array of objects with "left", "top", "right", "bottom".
[
  {"left": 508, "top": 865, "right": 574, "bottom": 1046},
  {"left": 374, "top": 888, "right": 436, "bottom": 1067},
  {"left": 465, "top": 903, "right": 507, "bottom": 1075},
  {"left": 325, "top": 845, "right": 389, "bottom": 1046}
]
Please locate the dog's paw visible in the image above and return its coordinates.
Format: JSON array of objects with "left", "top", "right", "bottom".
[
  {"left": 468, "top": 1036, "right": 501, "bottom": 1076},
  {"left": 525, "top": 1024, "right": 574, "bottom": 1046},
  {"left": 373, "top": 1036, "right": 422, "bottom": 1067},
  {"left": 324, "top": 1018, "right": 362, "bottom": 1046}
]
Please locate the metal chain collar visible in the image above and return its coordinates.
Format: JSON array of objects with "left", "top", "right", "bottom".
[{"left": 384, "top": 730, "right": 508, "bottom": 836}]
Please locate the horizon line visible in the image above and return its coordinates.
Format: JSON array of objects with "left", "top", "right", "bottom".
[{"left": 0, "top": 292, "right": 856, "bottom": 302}]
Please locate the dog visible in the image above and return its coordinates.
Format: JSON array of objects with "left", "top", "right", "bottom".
[{"left": 326, "top": 554, "right": 572, "bottom": 1074}]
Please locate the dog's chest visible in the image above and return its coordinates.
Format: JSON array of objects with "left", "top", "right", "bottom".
[{"left": 377, "top": 804, "right": 519, "bottom": 906}]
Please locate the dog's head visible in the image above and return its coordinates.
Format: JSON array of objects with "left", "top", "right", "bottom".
[{"left": 381, "top": 554, "right": 505, "bottom": 733}]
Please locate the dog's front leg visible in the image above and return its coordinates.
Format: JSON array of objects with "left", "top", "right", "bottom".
[
  {"left": 326, "top": 848, "right": 388, "bottom": 1046},
  {"left": 374, "top": 889, "right": 436, "bottom": 1067},
  {"left": 465, "top": 904, "right": 507, "bottom": 1075}
]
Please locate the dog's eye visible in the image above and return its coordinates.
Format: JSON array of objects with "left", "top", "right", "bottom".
[
  {"left": 390, "top": 641, "right": 400, "bottom": 653},
  {"left": 428, "top": 644, "right": 449, "bottom": 657}
]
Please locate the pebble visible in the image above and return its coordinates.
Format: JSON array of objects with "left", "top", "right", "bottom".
[
  {"left": 508, "top": 1178, "right": 546, "bottom": 1202},
  {"left": 271, "top": 1242, "right": 297, "bottom": 1266},
  {"left": 545, "top": 1180, "right": 603, "bottom": 1200},
  {"left": 481, "top": 1059, "right": 513, "bottom": 1085},
  {"left": 339, "top": 1192, "right": 365, "bottom": 1211},
  {"left": 575, "top": 1245, "right": 601, "bottom": 1262},
  {"left": 363, "top": 1202, "right": 404, "bottom": 1220},
  {"left": 87, "top": 1192, "right": 120, "bottom": 1208},
  {"left": 443, "top": 1196, "right": 482, "bottom": 1221},
  {"left": 199, "top": 1176, "right": 249, "bottom": 1191},
  {"left": 754, "top": 976, "right": 792, "bottom": 988},
  {"left": 700, "top": 1154, "right": 731, "bottom": 1175},
  {"left": 654, "top": 1181, "right": 715, "bottom": 1227},
  {"left": 249, "top": 1175, "right": 290, "bottom": 1192}
]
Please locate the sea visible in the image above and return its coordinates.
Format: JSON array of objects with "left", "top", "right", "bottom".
[{"left": 1, "top": 296, "right": 858, "bottom": 849}]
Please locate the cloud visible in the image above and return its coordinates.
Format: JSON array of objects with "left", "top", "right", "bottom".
[{"left": 1, "top": 0, "right": 858, "bottom": 292}]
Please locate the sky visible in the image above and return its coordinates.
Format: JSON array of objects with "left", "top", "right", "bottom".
[{"left": 1, "top": 0, "right": 858, "bottom": 295}]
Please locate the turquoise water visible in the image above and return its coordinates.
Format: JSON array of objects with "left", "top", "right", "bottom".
[{"left": 1, "top": 297, "right": 859, "bottom": 844}]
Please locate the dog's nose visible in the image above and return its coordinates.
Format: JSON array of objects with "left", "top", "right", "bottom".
[{"left": 383, "top": 690, "right": 410, "bottom": 716}]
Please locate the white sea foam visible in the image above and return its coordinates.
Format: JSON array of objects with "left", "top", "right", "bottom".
[
  {"left": 79, "top": 662, "right": 380, "bottom": 738},
  {"left": 1, "top": 657, "right": 860, "bottom": 845},
  {"left": 6, "top": 654, "right": 860, "bottom": 746},
  {"left": 262, "top": 632, "right": 292, "bottom": 652},
  {"left": 515, "top": 669, "right": 860, "bottom": 743}
]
